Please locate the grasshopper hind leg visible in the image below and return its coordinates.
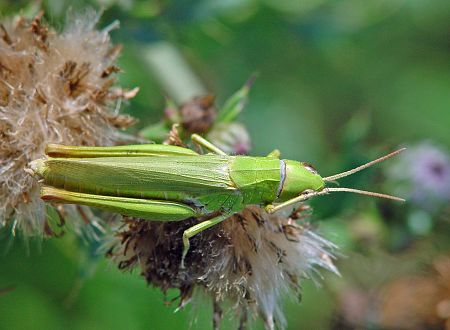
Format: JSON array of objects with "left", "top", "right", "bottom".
[
  {"left": 41, "top": 186, "right": 199, "bottom": 221},
  {"left": 44, "top": 143, "right": 199, "bottom": 158}
]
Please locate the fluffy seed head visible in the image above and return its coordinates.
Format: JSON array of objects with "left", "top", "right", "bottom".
[
  {"left": 0, "top": 11, "right": 136, "bottom": 235},
  {"left": 109, "top": 205, "right": 337, "bottom": 328}
]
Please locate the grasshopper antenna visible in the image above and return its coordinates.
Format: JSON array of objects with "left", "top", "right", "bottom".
[
  {"left": 266, "top": 185, "right": 404, "bottom": 214},
  {"left": 323, "top": 148, "right": 406, "bottom": 182},
  {"left": 322, "top": 148, "right": 406, "bottom": 202},
  {"left": 324, "top": 187, "right": 405, "bottom": 202}
]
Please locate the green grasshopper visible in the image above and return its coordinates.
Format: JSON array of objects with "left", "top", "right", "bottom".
[{"left": 30, "top": 134, "right": 404, "bottom": 267}]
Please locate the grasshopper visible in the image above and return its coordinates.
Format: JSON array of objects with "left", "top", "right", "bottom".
[{"left": 30, "top": 134, "right": 404, "bottom": 267}]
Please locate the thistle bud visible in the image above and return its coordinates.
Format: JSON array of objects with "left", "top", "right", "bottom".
[
  {"left": 180, "top": 95, "right": 217, "bottom": 134},
  {"left": 207, "top": 122, "right": 252, "bottom": 155}
]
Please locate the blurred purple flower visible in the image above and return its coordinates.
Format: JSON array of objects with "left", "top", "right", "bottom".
[{"left": 388, "top": 142, "right": 450, "bottom": 210}]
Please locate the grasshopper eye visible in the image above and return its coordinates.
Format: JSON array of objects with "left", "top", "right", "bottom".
[{"left": 302, "top": 162, "right": 318, "bottom": 175}]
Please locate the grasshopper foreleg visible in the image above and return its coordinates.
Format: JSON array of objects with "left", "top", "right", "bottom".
[
  {"left": 181, "top": 212, "right": 233, "bottom": 269},
  {"left": 265, "top": 190, "right": 317, "bottom": 214}
]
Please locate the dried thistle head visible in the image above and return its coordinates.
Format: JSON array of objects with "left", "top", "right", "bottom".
[
  {"left": 0, "top": 11, "right": 136, "bottom": 236},
  {"left": 109, "top": 205, "right": 337, "bottom": 329}
]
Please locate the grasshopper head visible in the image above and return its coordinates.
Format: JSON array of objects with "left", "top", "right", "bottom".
[
  {"left": 275, "top": 149, "right": 406, "bottom": 209},
  {"left": 278, "top": 160, "right": 325, "bottom": 201}
]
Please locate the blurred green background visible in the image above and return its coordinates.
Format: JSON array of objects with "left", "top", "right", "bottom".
[{"left": 1, "top": 0, "right": 450, "bottom": 329}]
